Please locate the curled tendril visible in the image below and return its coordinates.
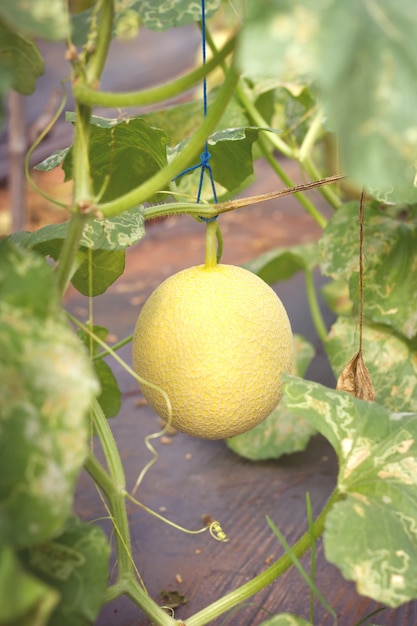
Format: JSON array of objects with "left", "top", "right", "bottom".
[
  {"left": 160, "top": 606, "right": 175, "bottom": 618},
  {"left": 209, "top": 521, "right": 229, "bottom": 542}
]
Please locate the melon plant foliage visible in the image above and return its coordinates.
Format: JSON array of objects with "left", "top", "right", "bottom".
[{"left": 1, "top": 0, "right": 417, "bottom": 625}]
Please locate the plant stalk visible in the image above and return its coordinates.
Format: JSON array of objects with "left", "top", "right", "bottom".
[
  {"left": 92, "top": 399, "right": 125, "bottom": 490},
  {"left": 85, "top": 420, "right": 179, "bottom": 626},
  {"left": 84, "top": 451, "right": 132, "bottom": 580},
  {"left": 256, "top": 132, "right": 328, "bottom": 229},
  {"left": 235, "top": 81, "right": 294, "bottom": 159},
  {"left": 55, "top": 0, "right": 115, "bottom": 297},
  {"left": 93, "top": 334, "right": 133, "bottom": 360},
  {"left": 55, "top": 212, "right": 89, "bottom": 296},
  {"left": 235, "top": 82, "right": 340, "bottom": 224},
  {"left": 298, "top": 109, "right": 342, "bottom": 211},
  {"left": 185, "top": 489, "right": 340, "bottom": 626},
  {"left": 205, "top": 220, "right": 218, "bottom": 268},
  {"left": 125, "top": 579, "right": 179, "bottom": 626},
  {"left": 305, "top": 268, "right": 328, "bottom": 344},
  {"left": 303, "top": 155, "right": 341, "bottom": 211},
  {"left": 74, "top": 34, "right": 236, "bottom": 108},
  {"left": 298, "top": 108, "right": 324, "bottom": 164},
  {"left": 98, "top": 64, "right": 239, "bottom": 217},
  {"left": 85, "top": 0, "right": 115, "bottom": 86},
  {"left": 55, "top": 101, "right": 91, "bottom": 297}
]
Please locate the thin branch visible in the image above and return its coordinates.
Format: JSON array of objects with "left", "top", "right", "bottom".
[
  {"left": 359, "top": 188, "right": 366, "bottom": 353},
  {"left": 215, "top": 174, "right": 345, "bottom": 213}
]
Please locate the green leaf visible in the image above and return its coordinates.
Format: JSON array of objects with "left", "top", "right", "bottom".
[
  {"left": 10, "top": 207, "right": 143, "bottom": 297},
  {"left": 320, "top": 279, "right": 352, "bottom": 316},
  {"left": 284, "top": 376, "right": 417, "bottom": 607},
  {"left": 0, "top": 238, "right": 59, "bottom": 317},
  {"left": 259, "top": 615, "right": 312, "bottom": 626},
  {"left": 76, "top": 325, "right": 121, "bottom": 418},
  {"left": 0, "top": 545, "right": 59, "bottom": 624},
  {"left": 171, "top": 126, "right": 258, "bottom": 199},
  {"left": 315, "top": 0, "right": 417, "bottom": 191},
  {"left": 368, "top": 184, "right": 417, "bottom": 206},
  {"left": 144, "top": 93, "right": 251, "bottom": 198},
  {"left": 35, "top": 147, "right": 71, "bottom": 172},
  {"left": 326, "top": 317, "right": 417, "bottom": 414},
  {"left": 208, "top": 127, "right": 259, "bottom": 191},
  {"left": 239, "top": 0, "right": 316, "bottom": 81},
  {"left": 246, "top": 241, "right": 319, "bottom": 284},
  {"left": 0, "top": 0, "right": 69, "bottom": 40},
  {"left": 63, "top": 115, "right": 169, "bottom": 203},
  {"left": 268, "top": 85, "right": 315, "bottom": 147},
  {"left": 0, "top": 241, "right": 99, "bottom": 547},
  {"left": 145, "top": 100, "right": 209, "bottom": 148},
  {"left": 11, "top": 205, "right": 145, "bottom": 252},
  {"left": 240, "top": 0, "right": 417, "bottom": 191},
  {"left": 227, "top": 335, "right": 316, "bottom": 460},
  {"left": 21, "top": 516, "right": 110, "bottom": 626},
  {"left": 77, "top": 324, "right": 108, "bottom": 354},
  {"left": 245, "top": 78, "right": 316, "bottom": 147},
  {"left": 71, "top": 249, "right": 125, "bottom": 296},
  {"left": 320, "top": 202, "right": 417, "bottom": 339},
  {"left": 171, "top": 125, "right": 259, "bottom": 197},
  {"left": 94, "top": 359, "right": 122, "bottom": 418},
  {"left": 0, "top": 17, "right": 44, "bottom": 95}
]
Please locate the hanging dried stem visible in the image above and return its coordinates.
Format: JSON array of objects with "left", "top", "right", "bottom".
[{"left": 336, "top": 189, "right": 375, "bottom": 401}]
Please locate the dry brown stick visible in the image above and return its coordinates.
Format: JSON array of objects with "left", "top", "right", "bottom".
[
  {"left": 358, "top": 188, "right": 366, "bottom": 353},
  {"left": 336, "top": 188, "right": 375, "bottom": 401},
  {"left": 214, "top": 174, "right": 345, "bottom": 214}
]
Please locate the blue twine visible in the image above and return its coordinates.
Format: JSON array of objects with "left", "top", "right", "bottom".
[{"left": 173, "top": 0, "right": 219, "bottom": 222}]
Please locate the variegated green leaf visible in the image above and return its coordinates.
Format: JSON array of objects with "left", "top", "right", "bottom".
[
  {"left": 284, "top": 375, "right": 417, "bottom": 607},
  {"left": 71, "top": 0, "right": 221, "bottom": 46},
  {"left": 326, "top": 317, "right": 417, "bottom": 414},
  {"left": 35, "top": 148, "right": 70, "bottom": 172},
  {"left": 320, "top": 202, "right": 417, "bottom": 339},
  {"left": 319, "top": 201, "right": 360, "bottom": 280},
  {"left": 0, "top": 241, "right": 99, "bottom": 547},
  {"left": 125, "top": 0, "right": 221, "bottom": 31},
  {"left": 12, "top": 206, "right": 145, "bottom": 252}
]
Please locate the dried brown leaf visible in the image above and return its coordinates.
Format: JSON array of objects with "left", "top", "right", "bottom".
[{"left": 336, "top": 351, "right": 375, "bottom": 401}]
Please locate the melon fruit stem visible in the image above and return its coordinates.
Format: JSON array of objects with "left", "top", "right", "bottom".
[{"left": 205, "top": 220, "right": 219, "bottom": 269}]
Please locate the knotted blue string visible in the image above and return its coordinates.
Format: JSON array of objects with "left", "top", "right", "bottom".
[{"left": 173, "top": 0, "right": 218, "bottom": 222}]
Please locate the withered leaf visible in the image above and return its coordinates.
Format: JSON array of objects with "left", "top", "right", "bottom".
[{"left": 336, "top": 351, "right": 375, "bottom": 401}]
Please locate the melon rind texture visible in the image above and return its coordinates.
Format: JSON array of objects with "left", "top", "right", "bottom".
[{"left": 132, "top": 264, "right": 293, "bottom": 439}]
